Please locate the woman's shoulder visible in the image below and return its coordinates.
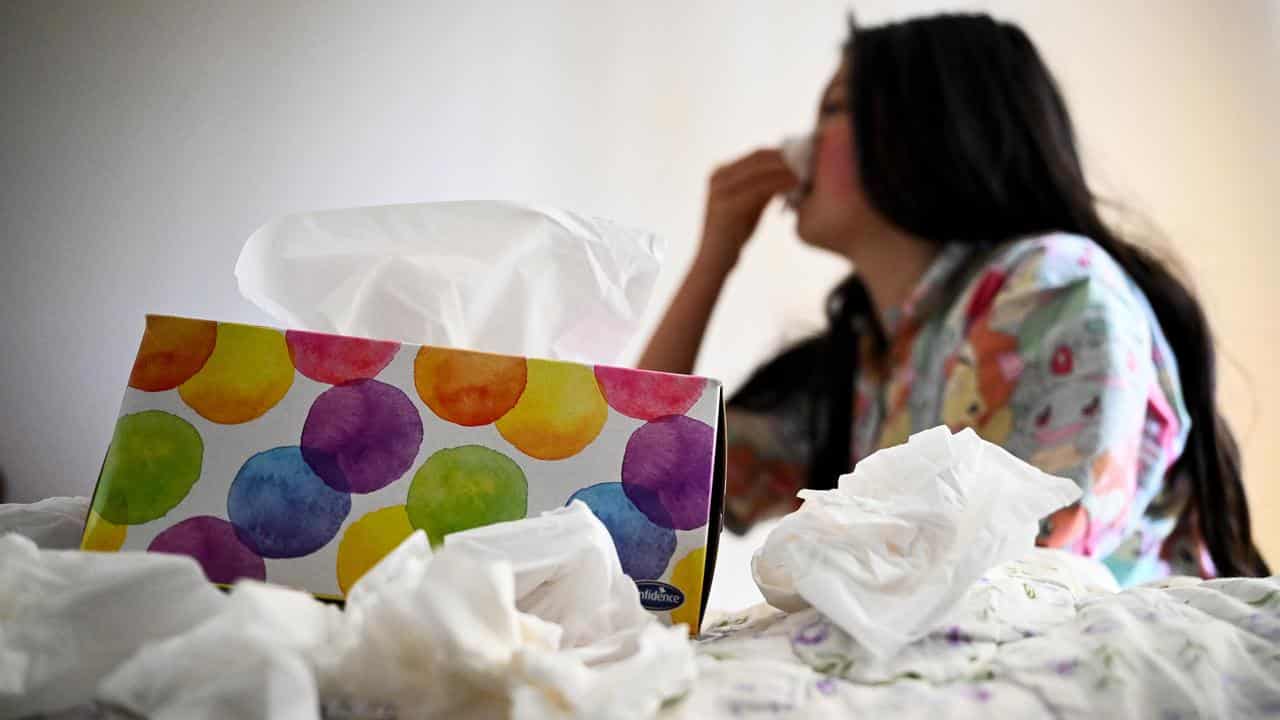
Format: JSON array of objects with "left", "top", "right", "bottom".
[
  {"left": 942, "top": 232, "right": 1155, "bottom": 346},
  {"left": 980, "top": 232, "right": 1131, "bottom": 293}
]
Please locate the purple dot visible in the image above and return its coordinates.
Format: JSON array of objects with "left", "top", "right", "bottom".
[
  {"left": 228, "top": 446, "right": 351, "bottom": 558},
  {"left": 621, "top": 415, "right": 714, "bottom": 531},
  {"left": 301, "top": 379, "right": 424, "bottom": 494},
  {"left": 149, "top": 515, "right": 266, "bottom": 584},
  {"left": 569, "top": 482, "right": 675, "bottom": 580}
]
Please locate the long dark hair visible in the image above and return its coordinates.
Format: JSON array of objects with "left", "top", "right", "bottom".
[{"left": 731, "top": 13, "right": 1269, "bottom": 577}]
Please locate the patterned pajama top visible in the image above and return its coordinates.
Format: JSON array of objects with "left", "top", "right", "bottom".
[{"left": 724, "top": 233, "right": 1210, "bottom": 586}]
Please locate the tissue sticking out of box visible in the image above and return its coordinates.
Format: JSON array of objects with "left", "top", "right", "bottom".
[{"left": 234, "top": 201, "right": 665, "bottom": 366}]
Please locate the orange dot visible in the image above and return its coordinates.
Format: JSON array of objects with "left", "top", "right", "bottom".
[
  {"left": 414, "top": 347, "right": 527, "bottom": 427},
  {"left": 179, "top": 323, "right": 295, "bottom": 424},
  {"left": 495, "top": 359, "right": 607, "bottom": 460},
  {"left": 129, "top": 316, "right": 219, "bottom": 391}
]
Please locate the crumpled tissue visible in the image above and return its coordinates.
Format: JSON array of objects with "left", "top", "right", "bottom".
[
  {"left": 0, "top": 533, "right": 226, "bottom": 719},
  {"left": 321, "top": 501, "right": 695, "bottom": 720},
  {"left": 444, "top": 497, "right": 650, "bottom": 650},
  {"left": 93, "top": 502, "right": 695, "bottom": 720},
  {"left": 0, "top": 496, "right": 90, "bottom": 550},
  {"left": 751, "top": 426, "right": 1082, "bottom": 659},
  {"left": 98, "top": 581, "right": 341, "bottom": 720},
  {"left": 235, "top": 201, "right": 664, "bottom": 365}
]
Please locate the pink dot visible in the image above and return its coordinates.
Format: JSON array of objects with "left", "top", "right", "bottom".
[
  {"left": 286, "top": 330, "right": 400, "bottom": 385},
  {"left": 594, "top": 366, "right": 706, "bottom": 421}
]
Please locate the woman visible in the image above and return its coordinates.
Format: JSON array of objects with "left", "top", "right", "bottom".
[{"left": 639, "top": 13, "right": 1269, "bottom": 584}]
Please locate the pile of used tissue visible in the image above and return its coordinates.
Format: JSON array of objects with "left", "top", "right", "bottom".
[
  {"left": 5, "top": 431, "right": 1279, "bottom": 719},
  {"left": 2, "top": 501, "right": 694, "bottom": 720}
]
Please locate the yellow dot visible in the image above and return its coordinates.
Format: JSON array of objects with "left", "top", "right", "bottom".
[
  {"left": 179, "top": 323, "right": 295, "bottom": 424},
  {"left": 494, "top": 359, "right": 607, "bottom": 460},
  {"left": 336, "top": 505, "right": 415, "bottom": 595},
  {"left": 669, "top": 547, "right": 706, "bottom": 632},
  {"left": 81, "top": 511, "right": 127, "bottom": 552}
]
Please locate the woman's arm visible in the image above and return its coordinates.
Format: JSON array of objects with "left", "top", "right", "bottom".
[
  {"left": 638, "top": 149, "right": 798, "bottom": 374},
  {"left": 637, "top": 252, "right": 734, "bottom": 374}
]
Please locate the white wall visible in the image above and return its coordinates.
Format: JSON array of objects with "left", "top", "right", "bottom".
[{"left": 3, "top": 1, "right": 1277, "bottom": 605}]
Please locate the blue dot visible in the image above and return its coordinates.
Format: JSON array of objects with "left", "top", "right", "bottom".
[
  {"left": 228, "top": 446, "right": 351, "bottom": 558},
  {"left": 569, "top": 482, "right": 676, "bottom": 580}
]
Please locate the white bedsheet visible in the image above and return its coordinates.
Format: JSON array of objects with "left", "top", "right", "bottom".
[{"left": 677, "top": 550, "right": 1280, "bottom": 718}]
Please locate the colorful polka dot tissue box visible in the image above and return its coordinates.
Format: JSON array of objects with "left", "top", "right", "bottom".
[{"left": 83, "top": 314, "right": 726, "bottom": 632}]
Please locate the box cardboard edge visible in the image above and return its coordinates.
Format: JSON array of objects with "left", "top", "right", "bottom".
[{"left": 694, "top": 384, "right": 726, "bottom": 635}]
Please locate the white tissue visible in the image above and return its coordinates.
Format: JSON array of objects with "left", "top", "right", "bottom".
[
  {"left": 324, "top": 504, "right": 695, "bottom": 719},
  {"left": 0, "top": 534, "right": 226, "bottom": 719},
  {"left": 90, "top": 504, "right": 694, "bottom": 720},
  {"left": 445, "top": 501, "right": 650, "bottom": 650},
  {"left": 98, "top": 582, "right": 339, "bottom": 720},
  {"left": 235, "top": 201, "right": 664, "bottom": 365},
  {"left": 778, "top": 134, "right": 813, "bottom": 209},
  {"left": 0, "top": 496, "right": 90, "bottom": 550},
  {"left": 751, "top": 426, "right": 1081, "bottom": 659}
]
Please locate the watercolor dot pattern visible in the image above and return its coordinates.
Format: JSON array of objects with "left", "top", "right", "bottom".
[
  {"left": 128, "top": 316, "right": 219, "bottom": 392},
  {"left": 301, "top": 379, "right": 424, "bottom": 494},
  {"left": 336, "top": 505, "right": 415, "bottom": 594},
  {"left": 495, "top": 359, "right": 607, "bottom": 460},
  {"left": 568, "top": 482, "right": 676, "bottom": 581},
  {"left": 94, "top": 410, "right": 203, "bottom": 525},
  {"left": 406, "top": 445, "right": 528, "bottom": 547},
  {"left": 149, "top": 515, "right": 267, "bottom": 585},
  {"left": 414, "top": 347, "right": 528, "bottom": 427},
  {"left": 102, "top": 316, "right": 722, "bottom": 627},
  {"left": 179, "top": 324, "right": 295, "bottom": 424},
  {"left": 668, "top": 547, "right": 706, "bottom": 629},
  {"left": 622, "top": 415, "right": 715, "bottom": 531},
  {"left": 228, "top": 446, "right": 351, "bottom": 558},
  {"left": 594, "top": 366, "right": 706, "bottom": 421},
  {"left": 81, "top": 511, "right": 127, "bottom": 552},
  {"left": 285, "top": 330, "right": 399, "bottom": 385}
]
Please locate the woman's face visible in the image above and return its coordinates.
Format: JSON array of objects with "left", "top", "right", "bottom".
[{"left": 795, "top": 63, "right": 882, "bottom": 255}]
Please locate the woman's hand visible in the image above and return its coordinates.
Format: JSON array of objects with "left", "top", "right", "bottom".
[
  {"left": 637, "top": 149, "right": 797, "bottom": 375},
  {"left": 699, "top": 149, "right": 799, "bottom": 270}
]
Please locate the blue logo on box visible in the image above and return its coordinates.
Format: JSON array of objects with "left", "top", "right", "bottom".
[{"left": 636, "top": 580, "right": 685, "bottom": 611}]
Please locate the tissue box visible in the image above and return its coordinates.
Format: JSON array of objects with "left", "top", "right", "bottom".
[{"left": 82, "top": 315, "right": 725, "bottom": 631}]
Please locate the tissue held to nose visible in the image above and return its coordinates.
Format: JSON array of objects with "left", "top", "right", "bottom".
[
  {"left": 751, "top": 426, "right": 1081, "bottom": 660},
  {"left": 778, "top": 134, "right": 814, "bottom": 209}
]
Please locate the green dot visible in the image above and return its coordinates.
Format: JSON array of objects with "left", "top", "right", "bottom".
[
  {"left": 406, "top": 445, "right": 528, "bottom": 546},
  {"left": 94, "top": 411, "right": 204, "bottom": 525}
]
